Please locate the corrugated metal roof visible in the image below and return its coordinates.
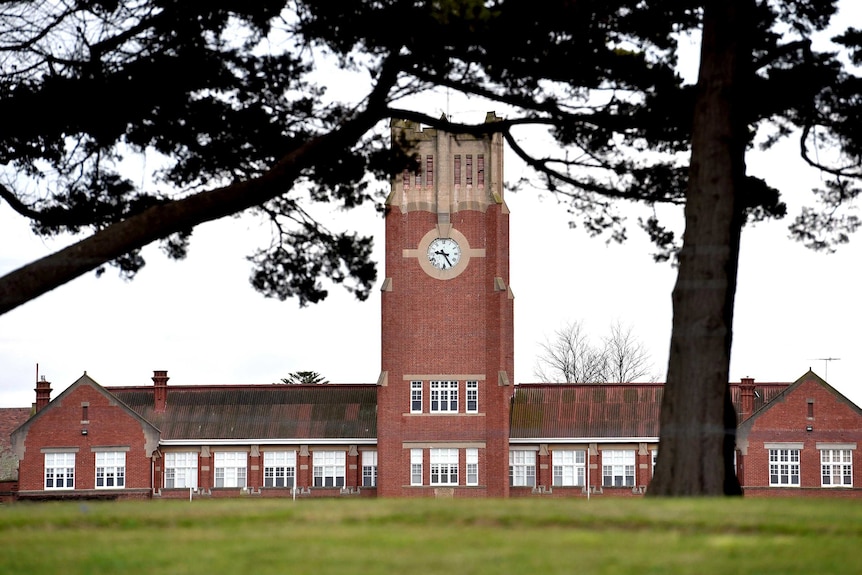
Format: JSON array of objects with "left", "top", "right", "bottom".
[
  {"left": 110, "top": 385, "right": 377, "bottom": 441},
  {"left": 98, "top": 379, "right": 793, "bottom": 443},
  {"left": 510, "top": 384, "right": 664, "bottom": 439},
  {"left": 729, "top": 382, "right": 790, "bottom": 422}
]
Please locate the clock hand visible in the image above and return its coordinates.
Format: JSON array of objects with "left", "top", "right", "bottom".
[{"left": 433, "top": 248, "right": 454, "bottom": 269}]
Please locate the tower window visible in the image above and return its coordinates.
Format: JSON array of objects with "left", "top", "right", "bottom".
[
  {"left": 454, "top": 155, "right": 461, "bottom": 186},
  {"left": 477, "top": 154, "right": 485, "bottom": 187},
  {"left": 411, "top": 448, "right": 423, "bottom": 485},
  {"left": 430, "top": 380, "right": 458, "bottom": 412},
  {"left": 411, "top": 381, "right": 422, "bottom": 413},
  {"left": 402, "top": 168, "right": 410, "bottom": 189},
  {"left": 466, "top": 448, "right": 479, "bottom": 486},
  {"left": 466, "top": 155, "right": 473, "bottom": 186},
  {"left": 466, "top": 380, "right": 478, "bottom": 413},
  {"left": 425, "top": 155, "right": 434, "bottom": 187},
  {"left": 430, "top": 448, "right": 458, "bottom": 485}
]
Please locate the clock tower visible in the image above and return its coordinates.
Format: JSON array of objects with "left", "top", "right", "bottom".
[{"left": 377, "top": 113, "right": 514, "bottom": 497}]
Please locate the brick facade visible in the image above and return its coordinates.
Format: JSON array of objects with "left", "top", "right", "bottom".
[{"left": 377, "top": 115, "right": 513, "bottom": 497}]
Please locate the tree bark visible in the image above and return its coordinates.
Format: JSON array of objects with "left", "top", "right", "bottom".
[{"left": 649, "top": 0, "right": 750, "bottom": 496}]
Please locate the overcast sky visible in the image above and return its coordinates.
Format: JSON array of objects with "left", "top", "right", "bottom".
[{"left": 2, "top": 5, "right": 861, "bottom": 409}]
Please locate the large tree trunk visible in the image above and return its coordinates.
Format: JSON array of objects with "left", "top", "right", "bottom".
[{"left": 649, "top": 0, "right": 750, "bottom": 496}]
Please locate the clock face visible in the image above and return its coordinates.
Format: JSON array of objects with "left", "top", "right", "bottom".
[{"left": 427, "top": 237, "right": 462, "bottom": 270}]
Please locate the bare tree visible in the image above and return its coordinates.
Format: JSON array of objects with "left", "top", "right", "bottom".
[
  {"left": 534, "top": 322, "right": 607, "bottom": 383},
  {"left": 535, "top": 321, "right": 656, "bottom": 383},
  {"left": 603, "top": 321, "right": 657, "bottom": 383}
]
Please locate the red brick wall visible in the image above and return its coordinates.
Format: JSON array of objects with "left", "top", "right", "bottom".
[
  {"left": 0, "top": 479, "right": 18, "bottom": 503},
  {"left": 378, "top": 200, "right": 514, "bottom": 497}
]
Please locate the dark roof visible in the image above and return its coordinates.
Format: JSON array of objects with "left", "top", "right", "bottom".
[
  {"left": 110, "top": 384, "right": 378, "bottom": 441},
  {"left": 511, "top": 384, "right": 663, "bottom": 439},
  {"left": 0, "top": 407, "right": 31, "bottom": 452}
]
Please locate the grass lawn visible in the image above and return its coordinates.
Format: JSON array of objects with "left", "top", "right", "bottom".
[{"left": 1, "top": 496, "right": 860, "bottom": 575}]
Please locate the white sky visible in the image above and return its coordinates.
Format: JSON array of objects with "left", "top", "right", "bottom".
[{"left": 2, "top": 5, "right": 861, "bottom": 409}]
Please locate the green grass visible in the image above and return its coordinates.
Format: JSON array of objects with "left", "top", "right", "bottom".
[{"left": 1, "top": 497, "right": 860, "bottom": 574}]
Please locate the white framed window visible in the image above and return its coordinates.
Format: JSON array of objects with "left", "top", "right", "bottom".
[
  {"left": 769, "top": 448, "right": 800, "bottom": 486},
  {"left": 164, "top": 452, "right": 198, "bottom": 489},
  {"left": 509, "top": 450, "right": 536, "bottom": 487},
  {"left": 466, "top": 380, "right": 478, "bottom": 413},
  {"left": 553, "top": 450, "right": 585, "bottom": 487},
  {"left": 44, "top": 452, "right": 75, "bottom": 490},
  {"left": 411, "top": 381, "right": 423, "bottom": 413},
  {"left": 430, "top": 380, "right": 458, "bottom": 412},
  {"left": 214, "top": 451, "right": 247, "bottom": 488},
  {"left": 430, "top": 448, "right": 458, "bottom": 485},
  {"left": 652, "top": 449, "right": 658, "bottom": 477},
  {"left": 362, "top": 451, "right": 378, "bottom": 487},
  {"left": 263, "top": 451, "right": 296, "bottom": 488},
  {"left": 466, "top": 448, "right": 479, "bottom": 486},
  {"left": 95, "top": 451, "right": 126, "bottom": 489},
  {"left": 602, "top": 449, "right": 635, "bottom": 487},
  {"left": 411, "top": 448, "right": 423, "bottom": 486},
  {"left": 821, "top": 449, "right": 852, "bottom": 487},
  {"left": 313, "top": 450, "right": 345, "bottom": 487}
]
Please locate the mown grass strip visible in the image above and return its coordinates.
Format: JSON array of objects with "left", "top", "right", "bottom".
[{"left": 1, "top": 497, "right": 860, "bottom": 575}]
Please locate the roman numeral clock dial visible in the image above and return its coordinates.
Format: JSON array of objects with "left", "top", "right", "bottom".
[
  {"left": 427, "top": 237, "right": 461, "bottom": 270},
  {"left": 410, "top": 228, "right": 481, "bottom": 279}
]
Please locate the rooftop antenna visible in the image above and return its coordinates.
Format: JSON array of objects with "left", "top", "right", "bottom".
[{"left": 809, "top": 357, "right": 840, "bottom": 380}]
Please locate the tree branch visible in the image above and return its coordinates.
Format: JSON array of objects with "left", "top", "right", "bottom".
[{"left": 0, "top": 56, "right": 400, "bottom": 315}]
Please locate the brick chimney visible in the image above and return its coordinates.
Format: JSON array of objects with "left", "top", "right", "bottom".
[
  {"left": 739, "top": 377, "right": 755, "bottom": 422},
  {"left": 35, "top": 375, "right": 52, "bottom": 413},
  {"left": 152, "top": 370, "right": 169, "bottom": 413}
]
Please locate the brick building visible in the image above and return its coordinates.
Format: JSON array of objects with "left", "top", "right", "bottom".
[{"left": 5, "top": 116, "right": 862, "bottom": 499}]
